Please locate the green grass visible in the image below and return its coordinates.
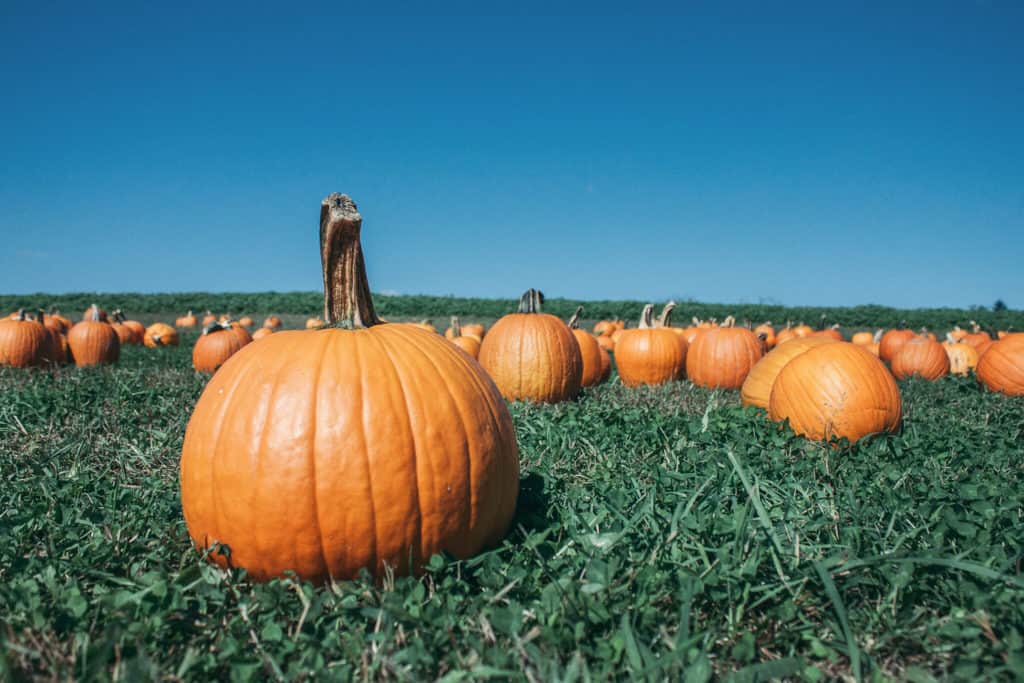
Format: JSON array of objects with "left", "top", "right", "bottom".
[{"left": 2, "top": 330, "right": 1023, "bottom": 680}]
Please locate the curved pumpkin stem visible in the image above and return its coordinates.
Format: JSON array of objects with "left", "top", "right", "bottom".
[
  {"left": 567, "top": 306, "right": 583, "bottom": 330},
  {"left": 321, "top": 193, "right": 380, "bottom": 328},
  {"left": 873, "top": 329, "right": 883, "bottom": 343},
  {"left": 450, "top": 316, "right": 462, "bottom": 337},
  {"left": 969, "top": 320, "right": 980, "bottom": 333},
  {"left": 722, "top": 315, "right": 736, "bottom": 328},
  {"left": 657, "top": 301, "right": 677, "bottom": 328},
  {"left": 517, "top": 289, "right": 545, "bottom": 314},
  {"left": 112, "top": 309, "right": 127, "bottom": 324},
  {"left": 637, "top": 304, "right": 655, "bottom": 330}
]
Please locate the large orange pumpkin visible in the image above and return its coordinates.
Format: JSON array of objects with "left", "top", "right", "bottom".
[
  {"left": 943, "top": 338, "right": 980, "bottom": 376},
  {"left": 879, "top": 328, "right": 916, "bottom": 362},
  {"left": 180, "top": 193, "right": 519, "bottom": 583},
  {"left": 740, "top": 336, "right": 837, "bottom": 409},
  {"left": 0, "top": 309, "right": 48, "bottom": 368},
  {"left": 769, "top": 342, "right": 901, "bottom": 442},
  {"left": 566, "top": 307, "right": 605, "bottom": 387},
  {"left": 444, "top": 316, "right": 482, "bottom": 359},
  {"left": 478, "top": 289, "right": 582, "bottom": 403},
  {"left": 193, "top": 321, "right": 249, "bottom": 373},
  {"left": 686, "top": 316, "right": 763, "bottom": 389},
  {"left": 615, "top": 303, "right": 687, "bottom": 387},
  {"left": 890, "top": 336, "right": 950, "bottom": 381},
  {"left": 144, "top": 323, "right": 180, "bottom": 348},
  {"left": 68, "top": 306, "right": 120, "bottom": 366},
  {"left": 976, "top": 333, "right": 1024, "bottom": 395}
]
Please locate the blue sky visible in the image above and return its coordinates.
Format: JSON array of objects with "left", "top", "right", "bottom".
[{"left": 1, "top": 2, "right": 1021, "bottom": 308}]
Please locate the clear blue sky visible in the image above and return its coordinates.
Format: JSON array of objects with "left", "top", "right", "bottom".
[{"left": 1, "top": 2, "right": 1021, "bottom": 308}]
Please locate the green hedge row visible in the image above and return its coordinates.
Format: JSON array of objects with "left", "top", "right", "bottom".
[{"left": 1, "top": 291, "right": 1019, "bottom": 331}]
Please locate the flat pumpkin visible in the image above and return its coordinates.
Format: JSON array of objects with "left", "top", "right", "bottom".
[
  {"left": 740, "top": 336, "right": 836, "bottom": 409},
  {"left": 478, "top": 289, "right": 582, "bottom": 403},
  {"left": 769, "top": 342, "right": 901, "bottom": 442},
  {"left": 180, "top": 193, "right": 519, "bottom": 583}
]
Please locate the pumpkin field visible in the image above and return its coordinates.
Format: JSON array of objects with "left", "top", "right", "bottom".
[{"left": 2, "top": 197, "right": 1024, "bottom": 681}]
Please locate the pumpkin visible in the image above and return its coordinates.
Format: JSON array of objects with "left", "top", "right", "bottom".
[
  {"left": 36, "top": 311, "right": 68, "bottom": 365},
  {"left": 753, "top": 322, "right": 776, "bottom": 349},
  {"left": 68, "top": 306, "right": 120, "bottom": 366},
  {"left": 110, "top": 310, "right": 144, "bottom": 345},
  {"left": 479, "top": 289, "right": 582, "bottom": 403},
  {"left": 50, "top": 311, "right": 73, "bottom": 331},
  {"left": 769, "top": 342, "right": 901, "bottom": 442},
  {"left": 202, "top": 311, "right": 217, "bottom": 326},
  {"left": 811, "top": 324, "right": 843, "bottom": 341},
  {"left": 252, "top": 327, "right": 274, "bottom": 341},
  {"left": 686, "top": 316, "right": 763, "bottom": 389},
  {"left": 791, "top": 323, "right": 814, "bottom": 338},
  {"left": 879, "top": 327, "right": 916, "bottom": 362},
  {"left": 943, "top": 337, "right": 980, "bottom": 376},
  {"left": 81, "top": 304, "right": 109, "bottom": 322},
  {"left": 890, "top": 335, "right": 950, "bottom": 381},
  {"left": 740, "top": 336, "right": 837, "bottom": 409},
  {"left": 596, "top": 334, "right": 615, "bottom": 352},
  {"left": 263, "top": 315, "right": 282, "bottom": 330},
  {"left": 238, "top": 316, "right": 255, "bottom": 328},
  {"left": 305, "top": 317, "right": 325, "bottom": 329},
  {"left": 598, "top": 345, "right": 612, "bottom": 383},
  {"left": 961, "top": 322, "right": 993, "bottom": 356},
  {"left": 193, "top": 321, "right": 249, "bottom": 373},
  {"left": 144, "top": 322, "right": 180, "bottom": 348},
  {"left": 851, "top": 331, "right": 874, "bottom": 346},
  {"left": 446, "top": 318, "right": 483, "bottom": 343},
  {"left": 948, "top": 325, "right": 967, "bottom": 342},
  {"left": 227, "top": 320, "right": 253, "bottom": 346},
  {"left": 176, "top": 310, "right": 198, "bottom": 328},
  {"left": 976, "top": 333, "right": 1024, "bottom": 395},
  {"left": 611, "top": 327, "right": 629, "bottom": 347},
  {"left": 774, "top": 322, "right": 798, "bottom": 346},
  {"left": 997, "top": 330, "right": 1010, "bottom": 340},
  {"left": 0, "top": 309, "right": 48, "bottom": 368},
  {"left": 180, "top": 193, "right": 519, "bottom": 582},
  {"left": 615, "top": 303, "right": 687, "bottom": 387},
  {"left": 682, "top": 318, "right": 708, "bottom": 346},
  {"left": 566, "top": 307, "right": 607, "bottom": 387},
  {"left": 444, "top": 316, "right": 481, "bottom": 359}
]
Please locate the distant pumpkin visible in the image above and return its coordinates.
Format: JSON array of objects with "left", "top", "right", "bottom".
[
  {"left": 686, "top": 316, "right": 763, "bottom": 389},
  {"left": 263, "top": 315, "right": 283, "bottom": 330},
  {"left": 193, "top": 321, "right": 250, "bottom": 373},
  {"left": 144, "top": 323, "right": 180, "bottom": 348},
  {"left": 879, "top": 328, "right": 916, "bottom": 362},
  {"left": 943, "top": 339, "right": 979, "bottom": 376},
  {"left": 615, "top": 303, "right": 687, "bottom": 387},
  {"left": 0, "top": 309, "right": 48, "bottom": 368},
  {"left": 890, "top": 336, "right": 950, "bottom": 381},
  {"left": 176, "top": 310, "right": 199, "bottom": 328},
  {"left": 444, "top": 316, "right": 481, "bottom": 359},
  {"left": 68, "top": 306, "right": 120, "bottom": 366}
]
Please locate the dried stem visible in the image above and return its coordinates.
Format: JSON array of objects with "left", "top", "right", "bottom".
[{"left": 320, "top": 193, "right": 380, "bottom": 328}]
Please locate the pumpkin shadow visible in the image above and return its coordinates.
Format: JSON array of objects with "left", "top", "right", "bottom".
[{"left": 512, "top": 471, "right": 557, "bottom": 534}]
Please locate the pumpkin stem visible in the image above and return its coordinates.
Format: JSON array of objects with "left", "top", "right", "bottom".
[
  {"left": 320, "top": 193, "right": 381, "bottom": 328},
  {"left": 517, "top": 289, "right": 545, "bottom": 314},
  {"left": 970, "top": 320, "right": 980, "bottom": 333},
  {"left": 203, "top": 320, "right": 233, "bottom": 335},
  {"left": 450, "top": 316, "right": 462, "bottom": 337},
  {"left": 567, "top": 306, "right": 584, "bottom": 330},
  {"left": 657, "top": 301, "right": 677, "bottom": 328},
  {"left": 13, "top": 308, "right": 27, "bottom": 322},
  {"left": 89, "top": 304, "right": 102, "bottom": 322},
  {"left": 722, "top": 315, "right": 736, "bottom": 328},
  {"left": 112, "top": 309, "right": 126, "bottom": 323},
  {"left": 873, "top": 329, "right": 883, "bottom": 343},
  {"left": 638, "top": 304, "right": 655, "bottom": 329}
]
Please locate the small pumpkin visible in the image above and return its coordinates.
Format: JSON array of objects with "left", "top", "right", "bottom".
[
  {"left": 408, "top": 319, "right": 437, "bottom": 334},
  {"left": 740, "top": 336, "right": 837, "bottom": 409},
  {"left": 686, "top": 316, "right": 763, "bottom": 389},
  {"left": 753, "top": 322, "right": 776, "bottom": 349},
  {"left": 446, "top": 318, "right": 483, "bottom": 343},
  {"left": 144, "top": 322, "right": 180, "bottom": 348},
  {"left": 0, "top": 309, "right": 48, "bottom": 368},
  {"left": 478, "top": 289, "right": 582, "bottom": 403},
  {"left": 566, "top": 307, "right": 608, "bottom": 387},
  {"left": 263, "top": 315, "right": 283, "bottom": 330},
  {"left": 850, "top": 331, "right": 874, "bottom": 346},
  {"left": 774, "top": 322, "right": 798, "bottom": 346},
  {"left": 444, "top": 316, "right": 481, "bottom": 359},
  {"left": 252, "top": 327, "right": 274, "bottom": 341},
  {"left": 202, "top": 311, "right": 217, "bottom": 326},
  {"left": 943, "top": 336, "right": 980, "bottom": 376},
  {"left": 193, "top": 321, "right": 250, "bottom": 373},
  {"left": 615, "top": 303, "right": 687, "bottom": 387},
  {"left": 305, "top": 317, "right": 325, "bottom": 329},
  {"left": 180, "top": 192, "right": 519, "bottom": 582},
  {"left": 110, "top": 310, "right": 144, "bottom": 345},
  {"left": 176, "top": 310, "right": 198, "bottom": 328},
  {"left": 791, "top": 323, "right": 814, "bottom": 338},
  {"left": 890, "top": 335, "right": 950, "bottom": 381},
  {"left": 238, "top": 316, "right": 255, "bottom": 328},
  {"left": 769, "top": 342, "right": 901, "bottom": 442},
  {"left": 68, "top": 305, "right": 120, "bottom": 366},
  {"left": 976, "top": 333, "right": 1024, "bottom": 395}
]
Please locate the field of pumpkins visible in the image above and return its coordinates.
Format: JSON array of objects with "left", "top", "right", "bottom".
[{"left": 2, "top": 195, "right": 1024, "bottom": 680}]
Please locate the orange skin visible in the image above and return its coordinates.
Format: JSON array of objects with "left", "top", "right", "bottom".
[
  {"left": 177, "top": 312, "right": 199, "bottom": 328},
  {"left": 769, "top": 342, "right": 901, "bottom": 442},
  {"left": 68, "top": 320, "right": 120, "bottom": 366},
  {"left": 754, "top": 323, "right": 776, "bottom": 349},
  {"left": 851, "top": 331, "right": 874, "bottom": 346},
  {"left": 615, "top": 328, "right": 687, "bottom": 387},
  {"left": 82, "top": 306, "right": 108, "bottom": 322},
  {"left": 774, "top": 327, "right": 798, "bottom": 345},
  {"left": 479, "top": 313, "right": 582, "bottom": 403},
  {"left": 879, "top": 329, "right": 916, "bottom": 362},
  {"left": 449, "top": 334, "right": 481, "bottom": 359},
  {"left": 741, "top": 337, "right": 836, "bottom": 409},
  {"left": 891, "top": 336, "right": 950, "bottom": 381},
  {"left": 263, "top": 315, "right": 283, "bottom": 330},
  {"left": 238, "top": 316, "right": 255, "bottom": 328},
  {"left": 448, "top": 323, "right": 485, "bottom": 342},
  {"left": 863, "top": 342, "right": 880, "bottom": 357},
  {"left": 687, "top": 327, "right": 763, "bottom": 389},
  {"left": 252, "top": 327, "right": 274, "bottom": 340},
  {"left": 193, "top": 326, "right": 249, "bottom": 373},
  {"left": 571, "top": 328, "right": 605, "bottom": 387},
  {"left": 596, "top": 335, "right": 615, "bottom": 352},
  {"left": 791, "top": 324, "right": 814, "bottom": 338},
  {"left": 811, "top": 327, "right": 843, "bottom": 342},
  {"left": 976, "top": 334, "right": 1024, "bottom": 395},
  {"left": 306, "top": 318, "right": 325, "bottom": 329},
  {"left": 0, "top": 315, "right": 49, "bottom": 368},
  {"left": 943, "top": 342, "right": 979, "bottom": 376},
  {"left": 180, "top": 325, "right": 520, "bottom": 583},
  {"left": 43, "top": 330, "right": 69, "bottom": 365},
  {"left": 144, "top": 323, "right": 180, "bottom": 348},
  {"left": 598, "top": 346, "right": 612, "bottom": 383}
]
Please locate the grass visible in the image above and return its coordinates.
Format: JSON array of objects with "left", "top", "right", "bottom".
[{"left": 2, "top": 327, "right": 1023, "bottom": 680}]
